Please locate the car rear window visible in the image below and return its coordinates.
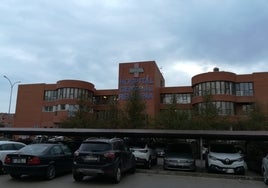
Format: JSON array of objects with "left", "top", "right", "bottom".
[
  {"left": 80, "top": 142, "right": 112, "bottom": 152},
  {"left": 167, "top": 143, "right": 192, "bottom": 153},
  {"left": 19, "top": 144, "right": 49, "bottom": 155},
  {"left": 210, "top": 144, "right": 236, "bottom": 153}
]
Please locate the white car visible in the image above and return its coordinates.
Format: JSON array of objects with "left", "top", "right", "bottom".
[
  {"left": 206, "top": 143, "right": 246, "bottom": 175},
  {"left": 131, "top": 143, "right": 157, "bottom": 169},
  {"left": 0, "top": 141, "right": 26, "bottom": 173},
  {"left": 262, "top": 154, "right": 268, "bottom": 185}
]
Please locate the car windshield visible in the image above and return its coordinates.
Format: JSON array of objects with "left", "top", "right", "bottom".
[
  {"left": 80, "top": 142, "right": 111, "bottom": 152},
  {"left": 166, "top": 144, "right": 192, "bottom": 153},
  {"left": 19, "top": 144, "right": 49, "bottom": 155},
  {"left": 210, "top": 144, "right": 237, "bottom": 153}
]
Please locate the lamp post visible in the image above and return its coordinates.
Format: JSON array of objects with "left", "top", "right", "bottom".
[{"left": 3, "top": 75, "right": 21, "bottom": 115}]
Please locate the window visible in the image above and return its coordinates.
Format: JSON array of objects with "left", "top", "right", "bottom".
[
  {"left": 193, "top": 81, "right": 235, "bottom": 97},
  {"left": 43, "top": 106, "right": 53, "bottom": 112},
  {"left": 196, "top": 101, "right": 234, "bottom": 115},
  {"left": 44, "top": 90, "right": 57, "bottom": 101},
  {"left": 236, "top": 82, "right": 253, "bottom": 96}
]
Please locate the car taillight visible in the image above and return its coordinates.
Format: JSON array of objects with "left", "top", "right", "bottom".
[
  {"left": 104, "top": 152, "right": 115, "bottom": 159},
  {"left": 4, "top": 156, "right": 11, "bottom": 164},
  {"left": 27, "top": 157, "right": 41, "bottom": 165}
]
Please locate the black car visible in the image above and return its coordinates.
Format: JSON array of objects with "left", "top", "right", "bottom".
[
  {"left": 72, "top": 137, "right": 136, "bottom": 183},
  {"left": 4, "top": 143, "right": 73, "bottom": 180}
]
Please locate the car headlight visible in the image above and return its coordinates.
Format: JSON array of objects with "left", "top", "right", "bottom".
[
  {"left": 208, "top": 155, "right": 218, "bottom": 161},
  {"left": 237, "top": 157, "right": 244, "bottom": 162}
]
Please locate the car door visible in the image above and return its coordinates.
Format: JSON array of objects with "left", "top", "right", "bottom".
[
  {"left": 49, "top": 145, "right": 68, "bottom": 173},
  {"left": 118, "top": 142, "right": 133, "bottom": 171}
]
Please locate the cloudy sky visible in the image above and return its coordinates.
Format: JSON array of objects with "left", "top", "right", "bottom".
[{"left": 1, "top": 0, "right": 268, "bottom": 113}]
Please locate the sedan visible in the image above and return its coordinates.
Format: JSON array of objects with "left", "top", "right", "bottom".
[
  {"left": 0, "top": 141, "right": 26, "bottom": 173},
  {"left": 4, "top": 143, "right": 73, "bottom": 180}
]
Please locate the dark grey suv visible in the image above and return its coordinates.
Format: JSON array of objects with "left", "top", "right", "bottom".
[{"left": 72, "top": 138, "right": 136, "bottom": 183}]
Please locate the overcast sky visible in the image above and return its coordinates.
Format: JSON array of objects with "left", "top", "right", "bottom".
[{"left": 1, "top": 0, "right": 268, "bottom": 113}]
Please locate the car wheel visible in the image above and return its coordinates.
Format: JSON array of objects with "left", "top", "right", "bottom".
[
  {"left": 129, "top": 163, "right": 136, "bottom": 174},
  {"left": 113, "top": 166, "right": 121, "bottom": 184},
  {"left": 146, "top": 157, "right": 152, "bottom": 169},
  {"left": 45, "top": 164, "right": 56, "bottom": 180},
  {"left": 73, "top": 173, "right": 84, "bottom": 182},
  {"left": 0, "top": 161, "right": 4, "bottom": 174},
  {"left": 10, "top": 173, "right": 21, "bottom": 179}
]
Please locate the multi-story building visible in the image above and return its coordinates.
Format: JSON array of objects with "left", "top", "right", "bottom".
[{"left": 13, "top": 61, "right": 268, "bottom": 128}]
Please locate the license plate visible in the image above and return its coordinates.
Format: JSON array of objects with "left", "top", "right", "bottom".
[
  {"left": 84, "top": 156, "right": 98, "bottom": 161},
  {"left": 12, "top": 158, "right": 26, "bottom": 164},
  {"left": 226, "top": 169, "right": 234, "bottom": 173}
]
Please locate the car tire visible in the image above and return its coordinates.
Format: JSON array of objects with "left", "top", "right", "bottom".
[
  {"left": 129, "top": 162, "right": 136, "bottom": 174},
  {"left": 146, "top": 157, "right": 152, "bottom": 169},
  {"left": 45, "top": 164, "right": 56, "bottom": 180},
  {"left": 0, "top": 161, "right": 4, "bottom": 174},
  {"left": 10, "top": 173, "right": 21, "bottom": 179},
  {"left": 112, "top": 165, "right": 121, "bottom": 184},
  {"left": 73, "top": 173, "right": 84, "bottom": 182},
  {"left": 263, "top": 168, "right": 268, "bottom": 185}
]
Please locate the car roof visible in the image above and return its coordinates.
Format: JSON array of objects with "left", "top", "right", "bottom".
[
  {"left": 83, "top": 137, "right": 122, "bottom": 143},
  {"left": 0, "top": 140, "right": 26, "bottom": 145}
]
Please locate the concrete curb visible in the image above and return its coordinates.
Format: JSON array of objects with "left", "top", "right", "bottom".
[{"left": 136, "top": 169, "right": 263, "bottom": 182}]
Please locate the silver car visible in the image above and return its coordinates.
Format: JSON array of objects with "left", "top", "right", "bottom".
[
  {"left": 0, "top": 141, "right": 26, "bottom": 173},
  {"left": 163, "top": 143, "right": 196, "bottom": 171},
  {"left": 262, "top": 154, "right": 268, "bottom": 184}
]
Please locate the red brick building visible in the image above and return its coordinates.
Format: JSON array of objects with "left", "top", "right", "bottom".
[{"left": 14, "top": 61, "right": 268, "bottom": 128}]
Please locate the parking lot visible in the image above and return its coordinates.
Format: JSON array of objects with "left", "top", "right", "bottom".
[{"left": 139, "top": 158, "right": 263, "bottom": 182}]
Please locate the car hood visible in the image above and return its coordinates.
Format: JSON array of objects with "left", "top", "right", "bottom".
[
  {"left": 165, "top": 152, "right": 193, "bottom": 159},
  {"left": 209, "top": 152, "right": 243, "bottom": 160}
]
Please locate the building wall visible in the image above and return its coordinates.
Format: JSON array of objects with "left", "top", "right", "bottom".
[
  {"left": 118, "top": 61, "right": 165, "bottom": 117},
  {"left": 13, "top": 62, "right": 268, "bottom": 128}
]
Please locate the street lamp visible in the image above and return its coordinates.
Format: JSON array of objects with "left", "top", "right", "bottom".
[{"left": 3, "top": 75, "right": 21, "bottom": 115}]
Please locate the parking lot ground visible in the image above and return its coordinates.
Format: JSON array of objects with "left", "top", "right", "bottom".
[{"left": 136, "top": 158, "right": 263, "bottom": 182}]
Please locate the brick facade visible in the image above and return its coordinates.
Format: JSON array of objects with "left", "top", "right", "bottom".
[{"left": 13, "top": 61, "right": 268, "bottom": 128}]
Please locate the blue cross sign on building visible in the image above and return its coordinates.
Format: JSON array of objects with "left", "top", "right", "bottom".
[{"left": 129, "top": 63, "right": 144, "bottom": 77}]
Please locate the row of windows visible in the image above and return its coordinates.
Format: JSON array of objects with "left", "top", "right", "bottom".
[
  {"left": 44, "top": 88, "right": 93, "bottom": 101},
  {"left": 93, "top": 95, "right": 118, "bottom": 105},
  {"left": 196, "top": 101, "right": 235, "bottom": 115},
  {"left": 193, "top": 81, "right": 253, "bottom": 97},
  {"left": 43, "top": 104, "right": 79, "bottom": 112},
  {"left": 160, "top": 94, "right": 191, "bottom": 104},
  {"left": 44, "top": 82, "right": 254, "bottom": 104}
]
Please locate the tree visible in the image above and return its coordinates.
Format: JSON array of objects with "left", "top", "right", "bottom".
[
  {"left": 155, "top": 94, "right": 191, "bottom": 129},
  {"left": 124, "top": 85, "right": 147, "bottom": 128},
  {"left": 60, "top": 95, "right": 95, "bottom": 128}
]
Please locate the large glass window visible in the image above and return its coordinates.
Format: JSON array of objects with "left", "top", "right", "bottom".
[
  {"left": 160, "top": 93, "right": 191, "bottom": 104},
  {"left": 193, "top": 81, "right": 235, "bottom": 96},
  {"left": 235, "top": 82, "right": 253, "bottom": 96},
  {"left": 44, "top": 88, "right": 93, "bottom": 101},
  {"left": 196, "top": 101, "right": 234, "bottom": 115},
  {"left": 44, "top": 90, "right": 57, "bottom": 101},
  {"left": 93, "top": 95, "right": 118, "bottom": 105}
]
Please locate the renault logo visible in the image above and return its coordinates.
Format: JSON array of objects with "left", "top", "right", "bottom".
[{"left": 225, "top": 158, "right": 230, "bottom": 164}]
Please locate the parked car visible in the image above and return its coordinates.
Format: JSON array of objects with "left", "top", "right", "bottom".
[
  {"left": 130, "top": 142, "right": 157, "bottom": 169},
  {"left": 206, "top": 143, "right": 246, "bottom": 175},
  {"left": 163, "top": 143, "right": 196, "bottom": 171},
  {"left": 0, "top": 141, "right": 26, "bottom": 173},
  {"left": 262, "top": 154, "right": 268, "bottom": 185},
  {"left": 4, "top": 143, "right": 73, "bottom": 180},
  {"left": 72, "top": 137, "right": 136, "bottom": 183}
]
